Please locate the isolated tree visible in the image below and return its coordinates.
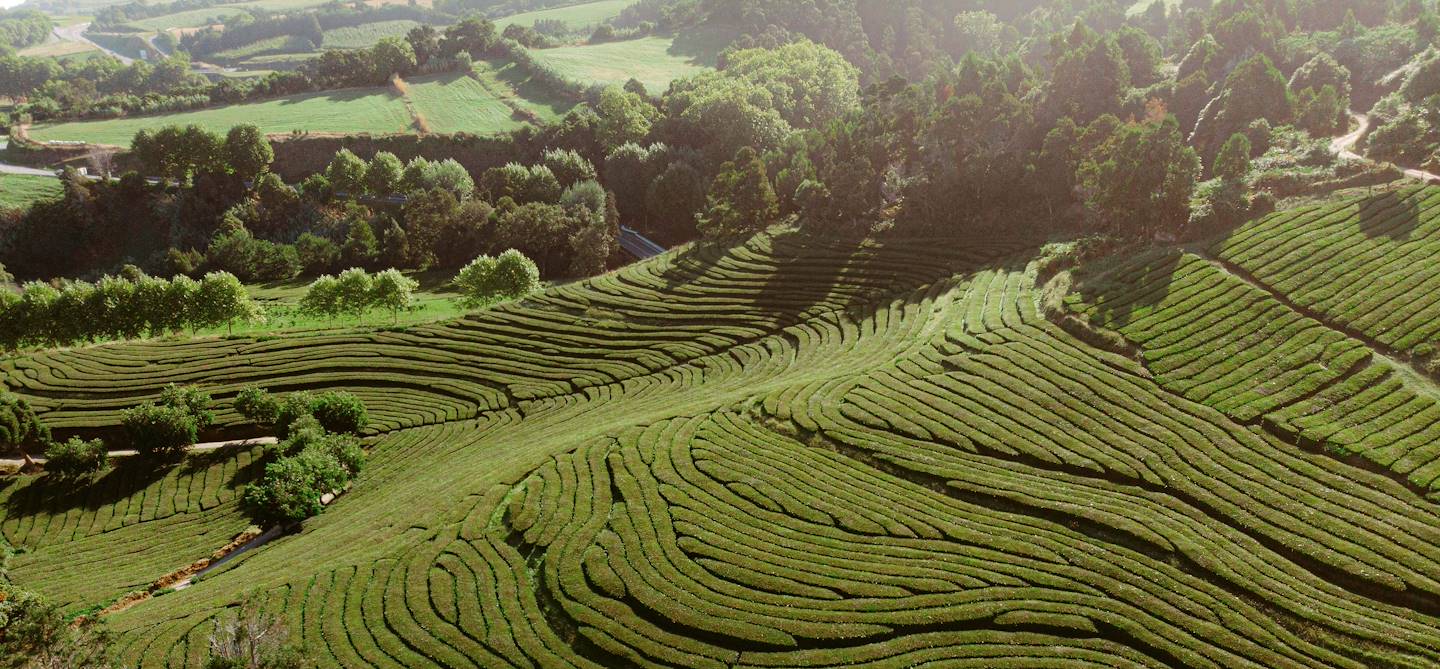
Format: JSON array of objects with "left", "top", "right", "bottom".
[
  {"left": 696, "top": 147, "right": 778, "bottom": 237},
  {"left": 205, "top": 599, "right": 308, "bottom": 669},
  {"left": 223, "top": 124, "right": 273, "bottom": 183},
  {"left": 1214, "top": 133, "right": 1253, "bottom": 181},
  {"left": 493, "top": 249, "right": 541, "bottom": 299},
  {"left": 44, "top": 437, "right": 107, "bottom": 480},
  {"left": 369, "top": 269, "right": 417, "bottom": 324},
  {"left": 380, "top": 220, "right": 411, "bottom": 268}
]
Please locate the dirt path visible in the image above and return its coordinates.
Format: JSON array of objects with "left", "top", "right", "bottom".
[
  {"left": 0, "top": 436, "right": 278, "bottom": 468},
  {"left": 1332, "top": 112, "right": 1440, "bottom": 183}
]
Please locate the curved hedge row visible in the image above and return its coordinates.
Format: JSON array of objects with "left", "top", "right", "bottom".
[{"left": 4, "top": 225, "right": 1440, "bottom": 668}]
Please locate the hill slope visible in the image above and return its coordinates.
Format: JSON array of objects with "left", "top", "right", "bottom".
[{"left": 5, "top": 196, "right": 1440, "bottom": 666}]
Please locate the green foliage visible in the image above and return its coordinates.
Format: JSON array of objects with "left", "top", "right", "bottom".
[
  {"left": 204, "top": 599, "right": 310, "bottom": 669},
  {"left": 697, "top": 147, "right": 778, "bottom": 237},
  {"left": 309, "top": 392, "right": 369, "bottom": 436},
  {"left": 241, "top": 444, "right": 350, "bottom": 523},
  {"left": 223, "top": 124, "right": 274, "bottom": 182},
  {"left": 0, "top": 393, "right": 49, "bottom": 458},
  {"left": 541, "top": 148, "right": 598, "bottom": 187},
  {"left": 1078, "top": 115, "right": 1199, "bottom": 236},
  {"left": 44, "top": 437, "right": 108, "bottom": 480},
  {"left": 595, "top": 84, "right": 658, "bottom": 151},
  {"left": 326, "top": 149, "right": 369, "bottom": 196},
  {"left": 121, "top": 402, "right": 198, "bottom": 458},
  {"left": 364, "top": 151, "right": 404, "bottom": 196},
  {"left": 234, "top": 387, "right": 280, "bottom": 426},
  {"left": 453, "top": 249, "right": 541, "bottom": 308},
  {"left": 369, "top": 268, "right": 418, "bottom": 323},
  {"left": 1214, "top": 132, "right": 1253, "bottom": 181}
]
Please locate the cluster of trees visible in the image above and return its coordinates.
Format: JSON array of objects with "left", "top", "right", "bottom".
[
  {"left": 299, "top": 267, "right": 418, "bottom": 324},
  {"left": 0, "top": 10, "right": 51, "bottom": 50},
  {"left": 0, "top": 271, "right": 257, "bottom": 352},
  {"left": 236, "top": 388, "right": 367, "bottom": 523},
  {"left": 1364, "top": 49, "right": 1440, "bottom": 167},
  {"left": 121, "top": 383, "right": 216, "bottom": 459},
  {"left": 134, "top": 123, "right": 275, "bottom": 183},
  {"left": 453, "top": 249, "right": 541, "bottom": 307},
  {"left": 0, "top": 52, "right": 205, "bottom": 122}
]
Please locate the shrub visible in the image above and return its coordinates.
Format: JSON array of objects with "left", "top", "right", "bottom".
[
  {"left": 309, "top": 392, "right": 368, "bottom": 435},
  {"left": 241, "top": 446, "right": 349, "bottom": 523},
  {"left": 274, "top": 391, "right": 317, "bottom": 438},
  {"left": 159, "top": 383, "right": 215, "bottom": 430},
  {"left": 233, "top": 387, "right": 279, "bottom": 425},
  {"left": 44, "top": 437, "right": 108, "bottom": 479},
  {"left": 121, "top": 403, "right": 197, "bottom": 458}
]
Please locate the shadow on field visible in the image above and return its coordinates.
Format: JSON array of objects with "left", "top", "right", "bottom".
[
  {"left": 667, "top": 25, "right": 737, "bottom": 66},
  {"left": 3, "top": 456, "right": 174, "bottom": 521},
  {"left": 1357, "top": 189, "right": 1419, "bottom": 240},
  {"left": 1067, "top": 248, "right": 1183, "bottom": 331}
]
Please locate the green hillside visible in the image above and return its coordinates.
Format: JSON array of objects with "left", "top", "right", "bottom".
[{"left": 7, "top": 189, "right": 1440, "bottom": 666}]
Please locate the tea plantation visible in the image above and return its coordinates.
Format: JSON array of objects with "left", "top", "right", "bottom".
[{"left": 6, "top": 191, "right": 1440, "bottom": 667}]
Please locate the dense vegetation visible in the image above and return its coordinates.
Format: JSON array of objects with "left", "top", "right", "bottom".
[{"left": 7, "top": 1, "right": 1440, "bottom": 667}]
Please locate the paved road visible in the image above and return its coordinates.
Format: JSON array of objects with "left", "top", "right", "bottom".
[
  {"left": 618, "top": 226, "right": 667, "bottom": 259},
  {"left": 54, "top": 22, "right": 134, "bottom": 65},
  {"left": 0, "top": 436, "right": 277, "bottom": 468},
  {"left": 1332, "top": 112, "right": 1440, "bottom": 182}
]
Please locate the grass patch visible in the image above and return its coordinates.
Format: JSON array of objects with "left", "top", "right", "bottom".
[
  {"left": 494, "top": 0, "right": 633, "bottom": 30},
  {"left": 28, "top": 86, "right": 412, "bottom": 146},
  {"left": 529, "top": 34, "right": 716, "bottom": 92},
  {"left": 0, "top": 174, "right": 62, "bottom": 210}
]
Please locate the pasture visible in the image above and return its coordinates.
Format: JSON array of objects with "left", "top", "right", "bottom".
[
  {"left": 494, "top": 0, "right": 633, "bottom": 29},
  {"left": 5, "top": 197, "right": 1440, "bottom": 667},
  {"left": 529, "top": 35, "right": 713, "bottom": 91},
  {"left": 27, "top": 86, "right": 413, "bottom": 145},
  {"left": 0, "top": 174, "right": 62, "bottom": 210}
]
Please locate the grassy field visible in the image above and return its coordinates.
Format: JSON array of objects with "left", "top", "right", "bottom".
[
  {"left": 494, "top": 0, "right": 633, "bottom": 29},
  {"left": 7, "top": 195, "right": 1440, "bottom": 667},
  {"left": 530, "top": 34, "right": 714, "bottom": 91},
  {"left": 405, "top": 71, "right": 522, "bottom": 134},
  {"left": 26, "top": 62, "right": 577, "bottom": 144},
  {"left": 129, "top": 6, "right": 248, "bottom": 31},
  {"left": 17, "top": 37, "right": 99, "bottom": 58},
  {"left": 28, "top": 86, "right": 414, "bottom": 145},
  {"left": 319, "top": 19, "right": 421, "bottom": 49},
  {"left": 0, "top": 174, "right": 61, "bottom": 209}
]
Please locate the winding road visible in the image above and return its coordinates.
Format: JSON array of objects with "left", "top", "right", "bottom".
[
  {"left": 1331, "top": 112, "right": 1440, "bottom": 182},
  {"left": 53, "top": 22, "right": 134, "bottom": 65}
]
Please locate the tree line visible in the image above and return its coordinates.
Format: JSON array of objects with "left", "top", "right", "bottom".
[{"left": 0, "top": 271, "right": 257, "bottom": 352}]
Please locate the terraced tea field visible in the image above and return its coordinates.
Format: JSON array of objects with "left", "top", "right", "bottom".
[{"left": 6, "top": 189, "right": 1440, "bottom": 667}]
